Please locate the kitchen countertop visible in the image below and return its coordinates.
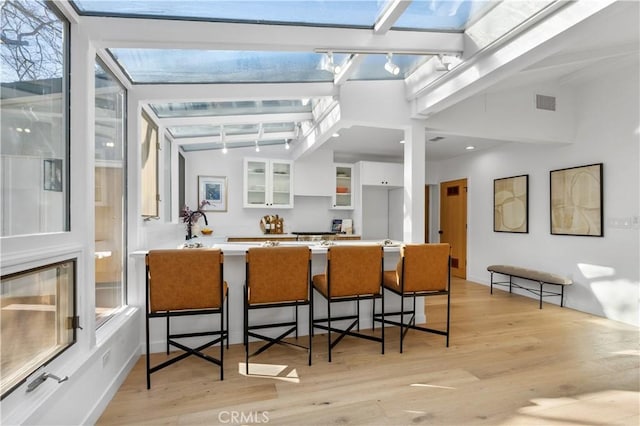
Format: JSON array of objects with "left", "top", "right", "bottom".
[{"left": 131, "top": 239, "right": 398, "bottom": 257}]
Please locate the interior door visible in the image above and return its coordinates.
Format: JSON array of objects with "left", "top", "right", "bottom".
[
  {"left": 439, "top": 178, "right": 467, "bottom": 279},
  {"left": 425, "top": 185, "right": 430, "bottom": 243}
]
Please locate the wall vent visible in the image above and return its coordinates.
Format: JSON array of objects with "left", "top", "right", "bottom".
[
  {"left": 429, "top": 136, "right": 445, "bottom": 142},
  {"left": 536, "top": 94, "right": 556, "bottom": 111}
]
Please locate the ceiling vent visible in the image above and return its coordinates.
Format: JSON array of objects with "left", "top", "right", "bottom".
[
  {"left": 429, "top": 136, "right": 445, "bottom": 142},
  {"left": 536, "top": 94, "right": 556, "bottom": 111}
]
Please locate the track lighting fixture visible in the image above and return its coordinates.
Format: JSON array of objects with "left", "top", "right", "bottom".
[
  {"left": 384, "top": 53, "right": 400, "bottom": 76},
  {"left": 222, "top": 142, "right": 228, "bottom": 154},
  {"left": 323, "top": 52, "right": 342, "bottom": 75},
  {"left": 436, "top": 54, "right": 461, "bottom": 72},
  {"left": 284, "top": 140, "right": 290, "bottom": 150},
  {"left": 255, "top": 140, "right": 260, "bottom": 152}
]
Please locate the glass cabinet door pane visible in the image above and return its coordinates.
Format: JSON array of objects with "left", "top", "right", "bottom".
[
  {"left": 247, "top": 160, "right": 267, "bottom": 205},
  {"left": 270, "top": 161, "right": 291, "bottom": 206},
  {"left": 335, "top": 165, "right": 352, "bottom": 208}
]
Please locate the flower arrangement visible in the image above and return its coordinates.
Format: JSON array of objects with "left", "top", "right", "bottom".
[
  {"left": 180, "top": 200, "right": 210, "bottom": 225},
  {"left": 180, "top": 200, "right": 210, "bottom": 239}
]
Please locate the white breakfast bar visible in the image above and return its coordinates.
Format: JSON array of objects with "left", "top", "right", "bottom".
[{"left": 132, "top": 241, "right": 423, "bottom": 352}]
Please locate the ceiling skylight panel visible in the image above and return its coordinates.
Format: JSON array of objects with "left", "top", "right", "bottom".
[
  {"left": 392, "top": 0, "right": 498, "bottom": 30},
  {"left": 73, "top": 0, "right": 386, "bottom": 28},
  {"left": 349, "top": 54, "right": 431, "bottom": 80},
  {"left": 167, "top": 125, "right": 221, "bottom": 139},
  {"left": 151, "top": 100, "right": 312, "bottom": 118},
  {"left": 109, "top": 49, "right": 338, "bottom": 83}
]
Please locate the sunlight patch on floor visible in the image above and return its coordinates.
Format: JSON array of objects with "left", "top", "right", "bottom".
[
  {"left": 238, "top": 362, "right": 300, "bottom": 383},
  {"left": 499, "top": 390, "right": 640, "bottom": 425},
  {"left": 410, "top": 383, "right": 457, "bottom": 390}
]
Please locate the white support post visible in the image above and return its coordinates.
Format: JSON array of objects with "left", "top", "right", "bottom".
[{"left": 403, "top": 120, "right": 426, "bottom": 243}]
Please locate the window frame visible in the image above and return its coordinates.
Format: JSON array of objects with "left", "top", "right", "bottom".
[
  {"left": 140, "top": 109, "right": 159, "bottom": 218},
  {"left": 0, "top": 258, "right": 78, "bottom": 400},
  {"left": 94, "top": 57, "right": 128, "bottom": 328}
]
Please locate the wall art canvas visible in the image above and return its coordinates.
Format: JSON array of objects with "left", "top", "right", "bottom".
[
  {"left": 494, "top": 174, "right": 528, "bottom": 233},
  {"left": 550, "top": 163, "right": 603, "bottom": 236},
  {"left": 198, "top": 175, "right": 228, "bottom": 212}
]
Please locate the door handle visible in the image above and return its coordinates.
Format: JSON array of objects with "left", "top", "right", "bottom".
[{"left": 438, "top": 230, "right": 443, "bottom": 234}]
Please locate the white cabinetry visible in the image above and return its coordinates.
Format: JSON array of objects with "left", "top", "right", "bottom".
[
  {"left": 359, "top": 161, "right": 403, "bottom": 187},
  {"left": 243, "top": 158, "right": 293, "bottom": 208},
  {"left": 332, "top": 163, "right": 354, "bottom": 209}
]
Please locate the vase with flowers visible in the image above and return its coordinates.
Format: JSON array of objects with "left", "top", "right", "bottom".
[{"left": 180, "top": 200, "right": 210, "bottom": 240}]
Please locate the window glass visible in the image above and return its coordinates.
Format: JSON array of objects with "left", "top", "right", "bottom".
[
  {"left": 1, "top": 259, "right": 76, "bottom": 399},
  {"left": 141, "top": 111, "right": 159, "bottom": 217},
  {"left": 95, "top": 60, "right": 126, "bottom": 326},
  {"left": 0, "top": 0, "right": 69, "bottom": 236}
]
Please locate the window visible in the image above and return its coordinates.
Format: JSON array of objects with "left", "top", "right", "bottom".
[
  {"left": 1, "top": 259, "right": 77, "bottom": 399},
  {"left": 141, "top": 110, "right": 159, "bottom": 218},
  {"left": 95, "top": 60, "right": 126, "bottom": 326},
  {"left": 0, "top": 0, "right": 70, "bottom": 237}
]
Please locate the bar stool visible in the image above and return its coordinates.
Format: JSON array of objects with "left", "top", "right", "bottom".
[
  {"left": 145, "top": 249, "right": 228, "bottom": 389},
  {"left": 244, "top": 246, "right": 312, "bottom": 374},
  {"left": 312, "top": 245, "right": 384, "bottom": 362},
  {"left": 376, "top": 243, "right": 451, "bottom": 352}
]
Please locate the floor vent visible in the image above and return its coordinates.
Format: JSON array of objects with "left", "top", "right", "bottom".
[{"left": 536, "top": 94, "right": 556, "bottom": 111}]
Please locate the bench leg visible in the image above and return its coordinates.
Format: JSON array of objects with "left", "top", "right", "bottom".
[
  {"left": 539, "top": 282, "right": 543, "bottom": 309},
  {"left": 561, "top": 285, "right": 565, "bottom": 307},
  {"left": 490, "top": 272, "right": 494, "bottom": 294},
  {"left": 509, "top": 276, "right": 513, "bottom": 293}
]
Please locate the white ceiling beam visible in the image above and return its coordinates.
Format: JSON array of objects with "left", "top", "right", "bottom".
[
  {"left": 334, "top": 54, "right": 365, "bottom": 86},
  {"left": 159, "top": 112, "right": 313, "bottom": 127},
  {"left": 374, "top": 0, "right": 412, "bottom": 34},
  {"left": 173, "top": 131, "right": 296, "bottom": 146},
  {"left": 84, "top": 16, "right": 463, "bottom": 54},
  {"left": 131, "top": 83, "right": 337, "bottom": 103}
]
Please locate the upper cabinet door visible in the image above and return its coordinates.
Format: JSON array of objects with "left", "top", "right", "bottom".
[
  {"left": 269, "top": 160, "right": 293, "bottom": 208},
  {"left": 332, "top": 163, "right": 354, "bottom": 210},
  {"left": 359, "top": 161, "right": 403, "bottom": 187},
  {"left": 243, "top": 158, "right": 293, "bottom": 208}
]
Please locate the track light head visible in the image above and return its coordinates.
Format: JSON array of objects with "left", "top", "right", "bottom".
[
  {"left": 384, "top": 53, "right": 400, "bottom": 76},
  {"left": 324, "top": 52, "right": 342, "bottom": 75}
]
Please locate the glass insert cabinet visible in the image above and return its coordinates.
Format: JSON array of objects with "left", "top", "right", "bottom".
[
  {"left": 332, "top": 163, "right": 353, "bottom": 209},
  {"left": 243, "top": 158, "right": 293, "bottom": 208}
]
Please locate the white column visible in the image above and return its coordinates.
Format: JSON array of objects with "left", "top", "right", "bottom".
[
  {"left": 403, "top": 120, "right": 426, "bottom": 243},
  {"left": 70, "top": 23, "right": 97, "bottom": 347}
]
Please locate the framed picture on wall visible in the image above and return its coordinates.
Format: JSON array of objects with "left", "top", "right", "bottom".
[
  {"left": 198, "top": 175, "right": 228, "bottom": 212},
  {"left": 494, "top": 174, "right": 528, "bottom": 233},
  {"left": 550, "top": 163, "right": 603, "bottom": 236},
  {"left": 43, "top": 158, "right": 63, "bottom": 192}
]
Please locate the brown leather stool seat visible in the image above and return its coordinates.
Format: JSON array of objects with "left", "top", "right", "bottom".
[{"left": 145, "top": 249, "right": 228, "bottom": 389}]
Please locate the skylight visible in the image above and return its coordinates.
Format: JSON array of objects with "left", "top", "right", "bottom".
[
  {"left": 109, "top": 49, "right": 352, "bottom": 83},
  {"left": 72, "top": 0, "right": 492, "bottom": 30}
]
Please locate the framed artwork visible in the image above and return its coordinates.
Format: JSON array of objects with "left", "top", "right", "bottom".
[
  {"left": 550, "top": 163, "right": 603, "bottom": 236},
  {"left": 494, "top": 174, "right": 528, "bottom": 233},
  {"left": 198, "top": 175, "right": 227, "bottom": 212},
  {"left": 43, "top": 158, "right": 63, "bottom": 192}
]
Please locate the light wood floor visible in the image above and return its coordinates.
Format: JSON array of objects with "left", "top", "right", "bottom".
[{"left": 98, "top": 279, "right": 639, "bottom": 425}]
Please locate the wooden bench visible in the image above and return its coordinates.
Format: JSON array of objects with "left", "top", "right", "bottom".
[{"left": 487, "top": 265, "right": 573, "bottom": 309}]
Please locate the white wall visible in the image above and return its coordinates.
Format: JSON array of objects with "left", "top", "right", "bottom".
[
  {"left": 182, "top": 145, "right": 353, "bottom": 237},
  {"left": 430, "top": 62, "right": 639, "bottom": 326}
]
